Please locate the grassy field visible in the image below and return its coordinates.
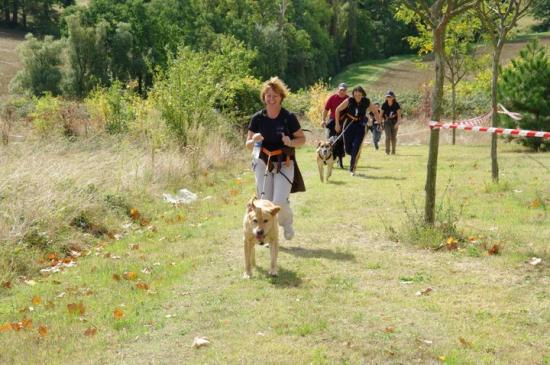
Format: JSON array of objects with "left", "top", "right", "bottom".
[
  {"left": 334, "top": 34, "right": 550, "bottom": 96},
  {"left": 1, "top": 131, "right": 548, "bottom": 364}
]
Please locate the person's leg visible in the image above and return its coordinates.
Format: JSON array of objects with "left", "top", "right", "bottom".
[
  {"left": 350, "top": 126, "right": 365, "bottom": 173},
  {"left": 391, "top": 123, "right": 397, "bottom": 154},
  {"left": 384, "top": 122, "right": 392, "bottom": 155},
  {"left": 374, "top": 125, "right": 381, "bottom": 149},
  {"left": 273, "top": 162, "right": 295, "bottom": 240},
  {"left": 254, "top": 159, "right": 274, "bottom": 200}
]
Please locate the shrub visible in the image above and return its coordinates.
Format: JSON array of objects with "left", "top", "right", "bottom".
[
  {"left": 31, "top": 93, "right": 62, "bottom": 137},
  {"left": 85, "top": 81, "right": 136, "bottom": 135},
  {"left": 10, "top": 34, "right": 64, "bottom": 96},
  {"left": 152, "top": 35, "right": 256, "bottom": 145},
  {"left": 500, "top": 39, "right": 550, "bottom": 151}
]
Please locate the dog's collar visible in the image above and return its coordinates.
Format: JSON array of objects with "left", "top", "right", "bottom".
[{"left": 318, "top": 150, "right": 332, "bottom": 164}]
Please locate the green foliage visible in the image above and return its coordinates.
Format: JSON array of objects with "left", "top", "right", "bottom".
[
  {"left": 10, "top": 34, "right": 64, "bottom": 96},
  {"left": 500, "top": 39, "right": 550, "bottom": 151},
  {"left": 64, "top": 14, "right": 109, "bottom": 97},
  {"left": 85, "top": 81, "right": 136, "bottom": 135},
  {"left": 30, "top": 93, "right": 62, "bottom": 137},
  {"left": 152, "top": 36, "right": 257, "bottom": 145},
  {"left": 531, "top": 0, "right": 550, "bottom": 31}
]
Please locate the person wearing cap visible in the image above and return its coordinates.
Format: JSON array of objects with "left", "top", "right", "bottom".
[
  {"left": 381, "top": 91, "right": 401, "bottom": 155},
  {"left": 321, "top": 83, "right": 348, "bottom": 168},
  {"left": 334, "top": 86, "right": 382, "bottom": 176}
]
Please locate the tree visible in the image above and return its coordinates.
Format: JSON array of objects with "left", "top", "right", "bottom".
[
  {"left": 10, "top": 33, "right": 64, "bottom": 96},
  {"left": 500, "top": 39, "right": 550, "bottom": 151},
  {"left": 476, "top": 0, "right": 532, "bottom": 182},
  {"left": 443, "top": 14, "right": 480, "bottom": 144},
  {"left": 64, "top": 14, "right": 109, "bottom": 97},
  {"left": 531, "top": 0, "right": 550, "bottom": 31},
  {"left": 399, "top": 0, "right": 477, "bottom": 225}
]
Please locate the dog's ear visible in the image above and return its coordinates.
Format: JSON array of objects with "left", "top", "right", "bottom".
[
  {"left": 268, "top": 205, "right": 281, "bottom": 216},
  {"left": 247, "top": 197, "right": 257, "bottom": 212},
  {"left": 316, "top": 140, "right": 322, "bottom": 147}
]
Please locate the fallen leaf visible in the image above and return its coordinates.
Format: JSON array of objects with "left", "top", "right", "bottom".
[
  {"left": 384, "top": 326, "right": 395, "bottom": 333},
  {"left": 112, "top": 274, "right": 121, "bottom": 281},
  {"left": 130, "top": 244, "right": 140, "bottom": 250},
  {"left": 141, "top": 267, "right": 152, "bottom": 275},
  {"left": 113, "top": 308, "right": 124, "bottom": 319},
  {"left": 529, "top": 199, "right": 541, "bottom": 209},
  {"left": 38, "top": 325, "right": 48, "bottom": 337},
  {"left": 22, "top": 318, "right": 33, "bottom": 329},
  {"left": 136, "top": 282, "right": 149, "bottom": 290},
  {"left": 32, "top": 295, "right": 42, "bottom": 305},
  {"left": 0, "top": 323, "right": 12, "bottom": 333},
  {"left": 415, "top": 287, "right": 433, "bottom": 296},
  {"left": 192, "top": 336, "right": 210, "bottom": 348},
  {"left": 527, "top": 257, "right": 542, "bottom": 266},
  {"left": 123, "top": 272, "right": 137, "bottom": 281},
  {"left": 2, "top": 281, "right": 12, "bottom": 289},
  {"left": 84, "top": 327, "right": 97, "bottom": 336},
  {"left": 67, "top": 302, "right": 85, "bottom": 316},
  {"left": 47, "top": 253, "right": 58, "bottom": 260},
  {"left": 459, "top": 337, "right": 472, "bottom": 348},
  {"left": 488, "top": 244, "right": 500, "bottom": 255},
  {"left": 130, "top": 208, "right": 141, "bottom": 221},
  {"left": 229, "top": 189, "right": 239, "bottom": 197},
  {"left": 446, "top": 236, "right": 459, "bottom": 250}
]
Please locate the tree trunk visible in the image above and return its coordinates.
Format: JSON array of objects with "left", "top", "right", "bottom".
[
  {"left": 451, "top": 80, "right": 457, "bottom": 145},
  {"left": 21, "top": 1, "right": 26, "bottom": 28},
  {"left": 3, "top": 0, "right": 10, "bottom": 24},
  {"left": 11, "top": 0, "right": 18, "bottom": 26},
  {"left": 490, "top": 40, "right": 503, "bottom": 182},
  {"left": 424, "top": 22, "right": 446, "bottom": 225}
]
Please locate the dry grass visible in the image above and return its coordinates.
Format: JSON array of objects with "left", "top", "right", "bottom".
[
  {"left": 0, "top": 29, "right": 24, "bottom": 97},
  {"left": 0, "top": 128, "right": 236, "bottom": 282}
]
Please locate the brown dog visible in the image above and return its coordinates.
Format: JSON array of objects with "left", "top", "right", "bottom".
[
  {"left": 316, "top": 140, "right": 334, "bottom": 183},
  {"left": 243, "top": 197, "right": 281, "bottom": 279}
]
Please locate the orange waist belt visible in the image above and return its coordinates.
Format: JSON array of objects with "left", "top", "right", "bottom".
[{"left": 261, "top": 147, "right": 291, "bottom": 167}]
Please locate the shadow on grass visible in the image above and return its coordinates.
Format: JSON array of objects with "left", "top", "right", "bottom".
[
  {"left": 352, "top": 173, "right": 406, "bottom": 180},
  {"left": 280, "top": 246, "right": 356, "bottom": 262},
  {"left": 327, "top": 180, "right": 347, "bottom": 185},
  {"left": 256, "top": 266, "right": 303, "bottom": 288}
]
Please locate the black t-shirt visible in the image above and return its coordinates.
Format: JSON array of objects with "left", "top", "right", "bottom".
[
  {"left": 382, "top": 101, "right": 400, "bottom": 121},
  {"left": 248, "top": 108, "right": 301, "bottom": 151},
  {"left": 347, "top": 97, "right": 370, "bottom": 121}
]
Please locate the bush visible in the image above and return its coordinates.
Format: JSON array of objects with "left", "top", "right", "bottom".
[
  {"left": 10, "top": 34, "right": 64, "bottom": 96},
  {"left": 30, "top": 93, "right": 62, "bottom": 137},
  {"left": 500, "top": 40, "right": 550, "bottom": 151},
  {"left": 85, "top": 81, "right": 137, "bottom": 135},
  {"left": 152, "top": 35, "right": 256, "bottom": 145}
]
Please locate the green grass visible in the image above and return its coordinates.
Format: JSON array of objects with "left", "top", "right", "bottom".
[
  {"left": 1, "top": 140, "right": 549, "bottom": 364},
  {"left": 331, "top": 55, "right": 417, "bottom": 88}
]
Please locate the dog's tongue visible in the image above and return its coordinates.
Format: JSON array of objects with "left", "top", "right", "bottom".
[{"left": 255, "top": 234, "right": 264, "bottom": 241}]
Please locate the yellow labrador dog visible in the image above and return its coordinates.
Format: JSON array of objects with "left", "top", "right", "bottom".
[
  {"left": 243, "top": 197, "right": 281, "bottom": 279},
  {"left": 316, "top": 139, "right": 334, "bottom": 183}
]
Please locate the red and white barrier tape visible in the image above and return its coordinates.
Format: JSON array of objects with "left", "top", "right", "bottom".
[{"left": 429, "top": 121, "right": 550, "bottom": 139}]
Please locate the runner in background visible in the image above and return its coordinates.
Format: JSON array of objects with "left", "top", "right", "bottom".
[
  {"left": 367, "top": 102, "right": 383, "bottom": 150},
  {"left": 321, "top": 83, "right": 348, "bottom": 168},
  {"left": 381, "top": 91, "right": 401, "bottom": 155}
]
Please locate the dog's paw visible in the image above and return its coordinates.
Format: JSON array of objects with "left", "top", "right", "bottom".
[
  {"left": 242, "top": 272, "right": 251, "bottom": 279},
  {"left": 268, "top": 270, "right": 278, "bottom": 277}
]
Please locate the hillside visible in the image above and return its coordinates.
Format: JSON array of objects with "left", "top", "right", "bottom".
[
  {"left": 333, "top": 35, "right": 550, "bottom": 96},
  {"left": 0, "top": 29, "right": 24, "bottom": 97}
]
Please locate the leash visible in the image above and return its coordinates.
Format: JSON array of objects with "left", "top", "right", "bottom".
[
  {"left": 329, "top": 119, "right": 354, "bottom": 145},
  {"left": 259, "top": 154, "right": 272, "bottom": 200}
]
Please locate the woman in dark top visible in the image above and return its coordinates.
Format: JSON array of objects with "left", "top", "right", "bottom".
[
  {"left": 334, "top": 86, "right": 381, "bottom": 175},
  {"left": 246, "top": 77, "right": 306, "bottom": 241},
  {"left": 381, "top": 90, "right": 402, "bottom": 155}
]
